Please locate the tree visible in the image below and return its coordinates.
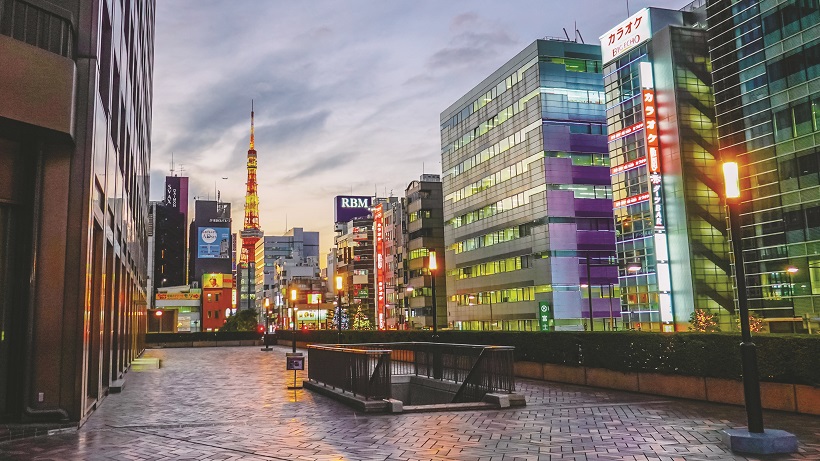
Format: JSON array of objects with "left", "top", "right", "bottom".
[
  {"left": 350, "top": 306, "right": 372, "bottom": 330},
  {"left": 330, "top": 306, "right": 349, "bottom": 330},
  {"left": 736, "top": 312, "right": 765, "bottom": 333},
  {"left": 219, "top": 308, "right": 259, "bottom": 332},
  {"left": 688, "top": 309, "right": 721, "bottom": 332}
]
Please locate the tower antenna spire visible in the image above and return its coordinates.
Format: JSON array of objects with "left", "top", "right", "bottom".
[
  {"left": 240, "top": 101, "right": 263, "bottom": 310},
  {"left": 250, "top": 100, "right": 255, "bottom": 150}
]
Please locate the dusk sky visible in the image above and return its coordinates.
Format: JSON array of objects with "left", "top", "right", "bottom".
[{"left": 151, "top": 0, "right": 684, "bottom": 263}]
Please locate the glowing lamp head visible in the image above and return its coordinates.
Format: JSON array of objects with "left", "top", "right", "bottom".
[
  {"left": 723, "top": 162, "right": 740, "bottom": 199},
  {"left": 290, "top": 289, "right": 297, "bottom": 301},
  {"left": 787, "top": 266, "right": 799, "bottom": 274},
  {"left": 335, "top": 275, "right": 343, "bottom": 291},
  {"left": 155, "top": 310, "right": 163, "bottom": 317},
  {"left": 264, "top": 298, "right": 270, "bottom": 307},
  {"left": 428, "top": 251, "right": 437, "bottom": 271}
]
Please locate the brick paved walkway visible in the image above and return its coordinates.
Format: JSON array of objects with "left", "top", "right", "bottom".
[{"left": 1, "top": 346, "right": 818, "bottom": 460}]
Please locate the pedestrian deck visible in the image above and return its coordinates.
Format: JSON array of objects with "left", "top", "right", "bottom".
[{"left": 1, "top": 345, "right": 818, "bottom": 460}]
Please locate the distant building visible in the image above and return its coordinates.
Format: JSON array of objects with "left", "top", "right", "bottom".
[
  {"left": 189, "top": 200, "right": 233, "bottom": 288},
  {"left": 262, "top": 228, "right": 321, "bottom": 327},
  {"left": 147, "top": 176, "right": 189, "bottom": 304},
  {"left": 441, "top": 39, "right": 617, "bottom": 331},
  {"left": 403, "top": 175, "right": 446, "bottom": 329}
]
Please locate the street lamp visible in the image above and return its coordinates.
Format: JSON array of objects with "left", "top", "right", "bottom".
[
  {"left": 582, "top": 254, "right": 594, "bottom": 331},
  {"left": 291, "top": 288, "right": 298, "bottom": 353},
  {"left": 721, "top": 161, "right": 796, "bottom": 453},
  {"left": 429, "top": 250, "right": 438, "bottom": 334},
  {"left": 261, "top": 297, "right": 272, "bottom": 351},
  {"left": 335, "top": 275, "right": 343, "bottom": 343}
]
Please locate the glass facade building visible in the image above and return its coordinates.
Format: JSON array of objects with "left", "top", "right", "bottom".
[
  {"left": 441, "top": 39, "right": 617, "bottom": 332},
  {"left": 0, "top": 0, "right": 155, "bottom": 421},
  {"left": 708, "top": 0, "right": 820, "bottom": 333},
  {"left": 603, "top": 6, "right": 735, "bottom": 332}
]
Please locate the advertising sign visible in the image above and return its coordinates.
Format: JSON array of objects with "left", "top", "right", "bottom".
[
  {"left": 203, "top": 273, "right": 224, "bottom": 289},
  {"left": 600, "top": 8, "right": 652, "bottom": 63},
  {"left": 156, "top": 293, "right": 201, "bottom": 301},
  {"left": 538, "top": 302, "right": 551, "bottom": 331},
  {"left": 374, "top": 204, "right": 386, "bottom": 330},
  {"left": 198, "top": 227, "right": 231, "bottom": 259},
  {"left": 334, "top": 195, "right": 372, "bottom": 223},
  {"left": 164, "top": 176, "right": 189, "bottom": 215}
]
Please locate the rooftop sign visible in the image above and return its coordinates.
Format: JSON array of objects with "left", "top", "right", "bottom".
[{"left": 600, "top": 8, "right": 652, "bottom": 64}]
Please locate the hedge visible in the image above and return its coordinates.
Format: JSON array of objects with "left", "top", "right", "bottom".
[{"left": 146, "top": 330, "right": 820, "bottom": 386}]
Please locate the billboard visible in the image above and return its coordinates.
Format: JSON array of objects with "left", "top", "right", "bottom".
[
  {"left": 599, "top": 8, "right": 651, "bottom": 63},
  {"left": 164, "top": 176, "right": 189, "bottom": 215},
  {"left": 374, "top": 204, "right": 386, "bottom": 330},
  {"left": 198, "top": 227, "right": 231, "bottom": 259},
  {"left": 334, "top": 195, "right": 372, "bottom": 223},
  {"left": 203, "top": 273, "right": 224, "bottom": 289}
]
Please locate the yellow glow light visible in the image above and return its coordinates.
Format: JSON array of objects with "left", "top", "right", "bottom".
[
  {"left": 723, "top": 162, "right": 740, "bottom": 199},
  {"left": 429, "top": 251, "right": 437, "bottom": 271},
  {"left": 335, "top": 275, "right": 343, "bottom": 290},
  {"left": 291, "top": 289, "right": 297, "bottom": 301}
]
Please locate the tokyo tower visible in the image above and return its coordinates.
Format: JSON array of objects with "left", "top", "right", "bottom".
[{"left": 240, "top": 102, "right": 263, "bottom": 308}]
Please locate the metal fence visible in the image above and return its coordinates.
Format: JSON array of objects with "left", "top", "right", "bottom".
[
  {"left": 307, "top": 345, "right": 391, "bottom": 400},
  {"left": 307, "top": 342, "right": 515, "bottom": 403}
]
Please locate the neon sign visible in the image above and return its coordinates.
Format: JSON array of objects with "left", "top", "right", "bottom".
[
  {"left": 613, "top": 192, "right": 650, "bottom": 209},
  {"left": 608, "top": 121, "right": 644, "bottom": 142},
  {"left": 611, "top": 156, "right": 647, "bottom": 175},
  {"left": 374, "top": 204, "right": 386, "bottom": 330}
]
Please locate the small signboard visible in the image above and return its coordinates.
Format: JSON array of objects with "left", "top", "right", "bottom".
[{"left": 286, "top": 353, "right": 304, "bottom": 371}]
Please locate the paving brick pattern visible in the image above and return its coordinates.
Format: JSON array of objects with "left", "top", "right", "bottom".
[{"left": 1, "top": 346, "right": 818, "bottom": 460}]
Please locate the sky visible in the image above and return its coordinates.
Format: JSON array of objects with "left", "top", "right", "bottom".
[{"left": 151, "top": 0, "right": 686, "bottom": 264}]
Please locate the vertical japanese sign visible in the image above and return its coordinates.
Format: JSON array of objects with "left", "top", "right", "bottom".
[
  {"left": 538, "top": 302, "right": 551, "bottom": 331},
  {"left": 640, "top": 61, "right": 674, "bottom": 324},
  {"left": 374, "top": 204, "right": 386, "bottom": 330}
]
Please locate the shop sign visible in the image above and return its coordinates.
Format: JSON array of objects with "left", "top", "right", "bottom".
[{"left": 600, "top": 8, "right": 652, "bottom": 63}]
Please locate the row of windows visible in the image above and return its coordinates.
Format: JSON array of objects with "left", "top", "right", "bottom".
[
  {"left": 407, "top": 210, "right": 431, "bottom": 223},
  {"left": 542, "top": 87, "right": 606, "bottom": 105},
  {"left": 450, "top": 221, "right": 537, "bottom": 255},
  {"left": 547, "top": 217, "right": 615, "bottom": 231},
  {"left": 445, "top": 120, "right": 541, "bottom": 179},
  {"left": 546, "top": 151, "right": 609, "bottom": 167},
  {"left": 441, "top": 57, "right": 538, "bottom": 131},
  {"left": 450, "top": 285, "right": 537, "bottom": 306},
  {"left": 446, "top": 153, "right": 542, "bottom": 203},
  {"left": 773, "top": 97, "right": 820, "bottom": 142},
  {"left": 761, "top": 0, "right": 820, "bottom": 48},
  {"left": 448, "top": 255, "right": 530, "bottom": 279},
  {"left": 546, "top": 184, "right": 612, "bottom": 200},
  {"left": 766, "top": 37, "right": 820, "bottom": 93},
  {"left": 449, "top": 185, "right": 546, "bottom": 229},
  {"left": 408, "top": 248, "right": 430, "bottom": 261},
  {"left": 547, "top": 57, "right": 603, "bottom": 74},
  {"left": 443, "top": 89, "right": 539, "bottom": 155}
]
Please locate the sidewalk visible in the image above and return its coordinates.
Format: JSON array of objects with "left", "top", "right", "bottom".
[{"left": 0, "top": 345, "right": 818, "bottom": 460}]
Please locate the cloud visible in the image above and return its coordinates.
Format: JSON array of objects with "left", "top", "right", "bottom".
[{"left": 291, "top": 151, "right": 360, "bottom": 181}]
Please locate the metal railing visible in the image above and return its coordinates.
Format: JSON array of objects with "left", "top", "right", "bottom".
[
  {"left": 307, "top": 345, "right": 391, "bottom": 400},
  {"left": 307, "top": 342, "right": 515, "bottom": 403}
]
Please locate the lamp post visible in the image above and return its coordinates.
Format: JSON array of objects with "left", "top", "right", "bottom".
[
  {"left": 261, "top": 297, "right": 272, "bottom": 351},
  {"left": 721, "top": 161, "right": 798, "bottom": 453},
  {"left": 786, "top": 265, "right": 798, "bottom": 333},
  {"left": 290, "top": 288, "right": 298, "bottom": 353},
  {"left": 723, "top": 161, "right": 764, "bottom": 433},
  {"left": 336, "top": 275, "right": 343, "bottom": 343},
  {"left": 429, "top": 250, "right": 438, "bottom": 334}
]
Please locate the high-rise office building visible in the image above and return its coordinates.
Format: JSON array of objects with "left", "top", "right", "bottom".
[
  {"left": 707, "top": 0, "right": 820, "bottom": 333},
  {"left": 0, "top": 0, "right": 155, "bottom": 421},
  {"left": 602, "top": 5, "right": 734, "bottom": 331},
  {"left": 441, "top": 39, "right": 617, "bottom": 331}
]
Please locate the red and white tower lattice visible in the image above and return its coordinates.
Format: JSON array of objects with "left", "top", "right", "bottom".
[{"left": 240, "top": 102, "right": 263, "bottom": 272}]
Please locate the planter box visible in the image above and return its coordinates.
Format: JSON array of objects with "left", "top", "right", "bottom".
[
  {"left": 795, "top": 385, "right": 820, "bottom": 415},
  {"left": 639, "top": 373, "right": 706, "bottom": 400},
  {"left": 542, "top": 363, "right": 585, "bottom": 385},
  {"left": 514, "top": 361, "right": 543, "bottom": 380},
  {"left": 760, "top": 381, "right": 797, "bottom": 412},
  {"left": 705, "top": 377, "right": 745, "bottom": 406},
  {"left": 585, "top": 368, "right": 638, "bottom": 392}
]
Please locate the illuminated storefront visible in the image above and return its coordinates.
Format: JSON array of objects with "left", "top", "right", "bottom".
[{"left": 602, "top": 6, "right": 734, "bottom": 331}]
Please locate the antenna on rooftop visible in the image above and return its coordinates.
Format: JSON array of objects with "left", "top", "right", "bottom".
[
  {"left": 627, "top": 0, "right": 630, "bottom": 16},
  {"left": 563, "top": 27, "right": 571, "bottom": 41},
  {"left": 170, "top": 152, "right": 175, "bottom": 176},
  {"left": 576, "top": 22, "right": 585, "bottom": 44}
]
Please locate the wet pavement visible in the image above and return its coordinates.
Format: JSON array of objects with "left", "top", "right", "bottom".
[{"left": 1, "top": 345, "right": 818, "bottom": 460}]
